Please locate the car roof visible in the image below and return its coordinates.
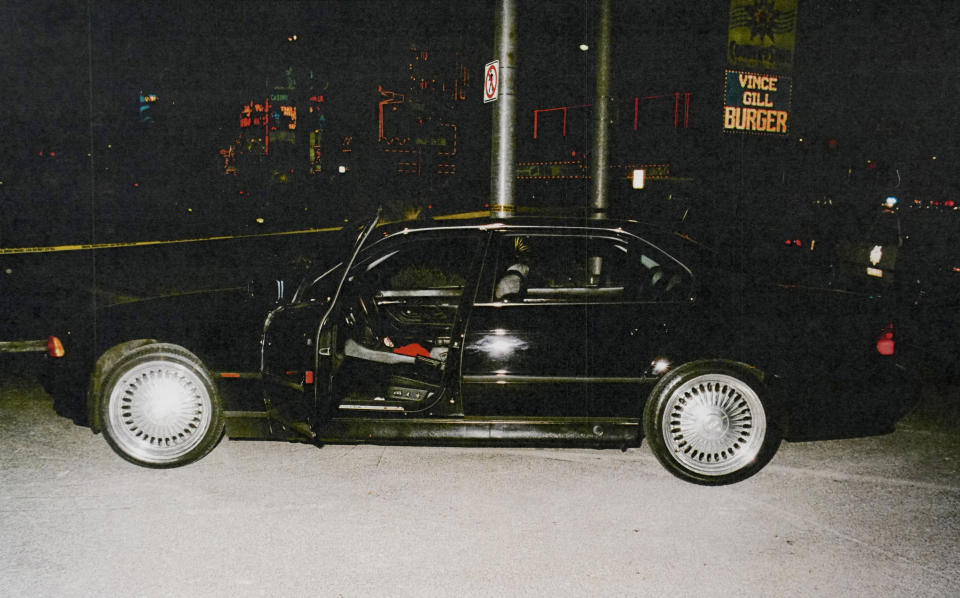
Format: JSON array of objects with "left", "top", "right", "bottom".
[{"left": 373, "top": 215, "right": 700, "bottom": 249}]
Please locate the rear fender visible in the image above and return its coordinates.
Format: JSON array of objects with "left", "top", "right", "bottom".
[{"left": 657, "top": 358, "right": 789, "bottom": 434}]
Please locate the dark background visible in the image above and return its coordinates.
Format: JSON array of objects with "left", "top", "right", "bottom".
[
  {"left": 2, "top": 1, "right": 957, "bottom": 239},
  {"left": 1, "top": 1, "right": 958, "bottom": 368}
]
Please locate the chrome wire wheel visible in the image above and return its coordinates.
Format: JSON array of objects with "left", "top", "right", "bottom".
[
  {"left": 105, "top": 358, "right": 214, "bottom": 465},
  {"left": 661, "top": 373, "right": 767, "bottom": 477}
]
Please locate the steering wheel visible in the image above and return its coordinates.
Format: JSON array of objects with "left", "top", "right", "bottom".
[{"left": 347, "top": 289, "right": 405, "bottom": 349}]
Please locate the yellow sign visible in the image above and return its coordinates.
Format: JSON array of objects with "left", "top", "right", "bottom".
[{"left": 727, "top": 0, "right": 797, "bottom": 72}]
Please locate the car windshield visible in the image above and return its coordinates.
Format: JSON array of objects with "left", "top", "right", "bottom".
[{"left": 293, "top": 213, "right": 382, "bottom": 303}]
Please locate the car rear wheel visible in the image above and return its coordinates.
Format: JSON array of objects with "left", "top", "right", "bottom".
[
  {"left": 643, "top": 363, "right": 780, "bottom": 485},
  {"left": 99, "top": 343, "right": 223, "bottom": 468}
]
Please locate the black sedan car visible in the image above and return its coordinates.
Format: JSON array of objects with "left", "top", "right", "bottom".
[{"left": 78, "top": 214, "right": 915, "bottom": 485}]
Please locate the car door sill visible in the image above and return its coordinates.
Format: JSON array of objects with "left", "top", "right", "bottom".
[{"left": 315, "top": 415, "right": 642, "bottom": 447}]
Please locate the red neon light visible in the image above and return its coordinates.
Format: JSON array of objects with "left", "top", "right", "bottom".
[
  {"left": 634, "top": 93, "right": 692, "bottom": 129},
  {"left": 532, "top": 104, "right": 591, "bottom": 140},
  {"left": 377, "top": 85, "right": 406, "bottom": 142},
  {"left": 264, "top": 98, "right": 271, "bottom": 155},
  {"left": 536, "top": 94, "right": 693, "bottom": 138},
  {"left": 437, "top": 122, "right": 458, "bottom": 158},
  {"left": 671, "top": 93, "right": 692, "bottom": 128}
]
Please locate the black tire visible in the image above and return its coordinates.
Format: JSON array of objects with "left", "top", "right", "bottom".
[
  {"left": 643, "top": 362, "right": 781, "bottom": 485},
  {"left": 98, "top": 343, "right": 224, "bottom": 468}
]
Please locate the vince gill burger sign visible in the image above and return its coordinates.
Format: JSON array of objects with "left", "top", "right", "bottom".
[
  {"left": 723, "top": 71, "right": 791, "bottom": 134},
  {"left": 723, "top": 0, "right": 796, "bottom": 135}
]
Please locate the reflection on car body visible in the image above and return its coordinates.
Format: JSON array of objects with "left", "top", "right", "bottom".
[{"left": 78, "top": 215, "right": 917, "bottom": 485}]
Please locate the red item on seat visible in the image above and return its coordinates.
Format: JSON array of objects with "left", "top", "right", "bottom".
[{"left": 393, "top": 343, "right": 431, "bottom": 358}]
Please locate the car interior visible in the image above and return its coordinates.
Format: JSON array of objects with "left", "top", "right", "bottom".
[
  {"left": 489, "top": 234, "right": 687, "bottom": 304},
  {"left": 332, "top": 239, "right": 470, "bottom": 410}
]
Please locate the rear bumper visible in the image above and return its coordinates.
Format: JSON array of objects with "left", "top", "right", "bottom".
[
  {"left": 0, "top": 339, "right": 49, "bottom": 353},
  {"left": 777, "top": 360, "right": 920, "bottom": 441}
]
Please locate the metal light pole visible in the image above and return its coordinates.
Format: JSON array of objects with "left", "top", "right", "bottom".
[
  {"left": 586, "top": 0, "right": 613, "bottom": 285},
  {"left": 489, "top": 0, "right": 518, "bottom": 218},
  {"left": 589, "top": 0, "right": 613, "bottom": 218}
]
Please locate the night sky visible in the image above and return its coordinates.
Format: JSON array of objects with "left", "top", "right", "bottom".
[
  {"left": 1, "top": 1, "right": 958, "bottom": 244},
  {"left": 5, "top": 2, "right": 956, "bottom": 140}
]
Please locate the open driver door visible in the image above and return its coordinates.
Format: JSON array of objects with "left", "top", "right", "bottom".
[{"left": 260, "top": 211, "right": 381, "bottom": 439}]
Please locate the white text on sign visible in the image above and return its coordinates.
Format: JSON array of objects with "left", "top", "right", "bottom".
[
  {"left": 724, "top": 107, "right": 788, "bottom": 133},
  {"left": 723, "top": 70, "right": 790, "bottom": 135}
]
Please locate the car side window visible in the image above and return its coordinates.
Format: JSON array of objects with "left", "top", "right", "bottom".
[
  {"left": 487, "top": 233, "right": 690, "bottom": 303},
  {"left": 354, "top": 237, "right": 471, "bottom": 295},
  {"left": 301, "top": 236, "right": 474, "bottom": 303},
  {"left": 336, "top": 235, "right": 480, "bottom": 363}
]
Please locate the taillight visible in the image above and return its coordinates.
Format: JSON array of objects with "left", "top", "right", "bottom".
[
  {"left": 875, "top": 324, "right": 895, "bottom": 356},
  {"left": 47, "top": 336, "right": 65, "bottom": 358}
]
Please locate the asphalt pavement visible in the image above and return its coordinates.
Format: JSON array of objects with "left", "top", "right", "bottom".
[{"left": 1, "top": 374, "right": 958, "bottom": 597}]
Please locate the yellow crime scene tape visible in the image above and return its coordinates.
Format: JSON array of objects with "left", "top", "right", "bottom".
[
  {"left": 0, "top": 227, "right": 343, "bottom": 256},
  {"left": 0, "top": 211, "right": 491, "bottom": 256}
]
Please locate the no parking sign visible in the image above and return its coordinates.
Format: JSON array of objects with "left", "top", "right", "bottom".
[{"left": 483, "top": 60, "right": 499, "bottom": 103}]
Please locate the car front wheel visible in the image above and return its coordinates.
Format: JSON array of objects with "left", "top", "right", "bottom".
[
  {"left": 643, "top": 362, "right": 780, "bottom": 485},
  {"left": 98, "top": 343, "right": 224, "bottom": 468}
]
